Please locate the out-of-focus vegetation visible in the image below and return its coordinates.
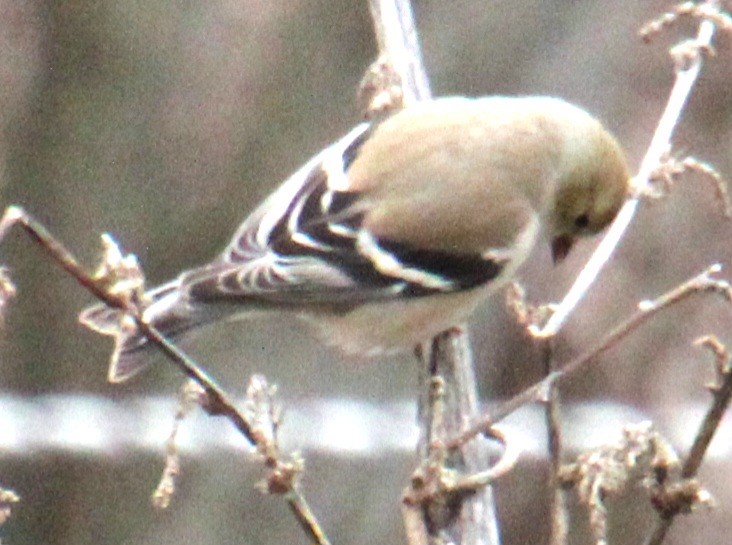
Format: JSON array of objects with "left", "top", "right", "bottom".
[{"left": 0, "top": 1, "right": 731, "bottom": 544}]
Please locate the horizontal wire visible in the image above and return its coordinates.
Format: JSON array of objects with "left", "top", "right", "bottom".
[{"left": 0, "top": 395, "right": 727, "bottom": 461}]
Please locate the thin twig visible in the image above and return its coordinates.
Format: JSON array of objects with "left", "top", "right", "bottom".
[
  {"left": 534, "top": 0, "right": 724, "bottom": 339},
  {"left": 644, "top": 335, "right": 732, "bottom": 545},
  {"left": 0, "top": 205, "right": 259, "bottom": 445},
  {"left": 285, "top": 488, "right": 332, "bottom": 545},
  {"left": 404, "top": 424, "right": 519, "bottom": 508},
  {"left": 505, "top": 285, "right": 568, "bottom": 542},
  {"left": 542, "top": 340, "right": 569, "bottom": 545},
  {"left": 152, "top": 380, "right": 204, "bottom": 509},
  {"left": 448, "top": 426, "right": 521, "bottom": 493},
  {"left": 683, "top": 339, "right": 732, "bottom": 477},
  {"left": 449, "top": 264, "right": 732, "bottom": 450},
  {"left": 0, "top": 206, "right": 332, "bottom": 545}
]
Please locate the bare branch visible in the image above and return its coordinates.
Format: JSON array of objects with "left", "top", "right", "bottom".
[
  {"left": 366, "top": 2, "right": 500, "bottom": 544},
  {"left": 0, "top": 206, "right": 264, "bottom": 446},
  {"left": 367, "top": 0, "right": 431, "bottom": 103},
  {"left": 534, "top": 0, "right": 728, "bottom": 339},
  {"left": 0, "top": 206, "right": 332, "bottom": 545},
  {"left": 450, "top": 264, "right": 732, "bottom": 450},
  {"left": 152, "top": 380, "right": 205, "bottom": 509},
  {"left": 644, "top": 334, "right": 732, "bottom": 545},
  {"left": 542, "top": 340, "right": 569, "bottom": 545},
  {"left": 404, "top": 424, "right": 519, "bottom": 510},
  {"left": 640, "top": 1, "right": 732, "bottom": 42}
]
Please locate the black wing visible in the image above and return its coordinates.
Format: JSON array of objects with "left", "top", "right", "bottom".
[{"left": 180, "top": 123, "right": 507, "bottom": 308}]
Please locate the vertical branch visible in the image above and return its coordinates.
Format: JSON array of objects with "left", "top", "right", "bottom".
[
  {"left": 366, "top": 2, "right": 500, "bottom": 544},
  {"left": 542, "top": 339, "right": 568, "bottom": 545},
  {"left": 425, "top": 332, "right": 502, "bottom": 545},
  {"left": 367, "top": 0, "right": 432, "bottom": 102}
]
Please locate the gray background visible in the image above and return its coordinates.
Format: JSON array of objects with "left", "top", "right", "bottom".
[{"left": 0, "top": 1, "right": 731, "bottom": 544}]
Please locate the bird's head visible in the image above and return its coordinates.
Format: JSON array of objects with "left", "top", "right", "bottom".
[{"left": 547, "top": 117, "right": 630, "bottom": 263}]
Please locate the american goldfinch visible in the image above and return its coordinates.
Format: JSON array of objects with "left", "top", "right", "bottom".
[{"left": 80, "top": 96, "right": 629, "bottom": 382}]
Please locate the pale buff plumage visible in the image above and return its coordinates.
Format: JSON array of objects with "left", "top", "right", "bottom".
[{"left": 80, "top": 96, "right": 629, "bottom": 382}]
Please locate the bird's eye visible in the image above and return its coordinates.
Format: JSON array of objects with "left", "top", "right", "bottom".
[{"left": 574, "top": 214, "right": 590, "bottom": 229}]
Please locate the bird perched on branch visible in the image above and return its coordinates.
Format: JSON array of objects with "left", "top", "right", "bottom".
[{"left": 80, "top": 96, "right": 629, "bottom": 382}]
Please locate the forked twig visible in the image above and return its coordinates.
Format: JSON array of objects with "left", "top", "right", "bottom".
[
  {"left": 0, "top": 205, "right": 332, "bottom": 545},
  {"left": 449, "top": 264, "right": 732, "bottom": 450},
  {"left": 0, "top": 206, "right": 257, "bottom": 441},
  {"left": 644, "top": 334, "right": 732, "bottom": 545},
  {"left": 535, "top": 0, "right": 726, "bottom": 339}
]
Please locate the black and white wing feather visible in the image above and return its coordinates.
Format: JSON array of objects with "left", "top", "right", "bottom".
[
  {"left": 79, "top": 118, "right": 516, "bottom": 382},
  {"left": 180, "top": 123, "right": 507, "bottom": 308}
]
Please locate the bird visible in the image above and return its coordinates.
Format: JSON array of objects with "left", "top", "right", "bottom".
[{"left": 80, "top": 95, "right": 630, "bottom": 382}]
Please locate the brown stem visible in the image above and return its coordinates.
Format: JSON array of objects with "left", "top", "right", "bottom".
[
  {"left": 0, "top": 205, "right": 331, "bottom": 545},
  {"left": 448, "top": 264, "right": 731, "bottom": 450},
  {"left": 542, "top": 339, "right": 568, "bottom": 545},
  {"left": 644, "top": 335, "right": 732, "bottom": 545}
]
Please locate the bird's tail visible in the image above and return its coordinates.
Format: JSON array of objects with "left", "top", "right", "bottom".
[{"left": 79, "top": 279, "right": 210, "bottom": 382}]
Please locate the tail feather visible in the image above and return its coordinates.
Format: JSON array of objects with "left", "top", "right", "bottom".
[{"left": 79, "top": 280, "right": 209, "bottom": 382}]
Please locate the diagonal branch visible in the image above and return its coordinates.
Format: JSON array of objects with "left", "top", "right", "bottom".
[
  {"left": 450, "top": 264, "right": 732, "bottom": 450},
  {"left": 0, "top": 205, "right": 332, "bottom": 545},
  {"left": 644, "top": 334, "right": 732, "bottom": 545},
  {"left": 534, "top": 0, "right": 724, "bottom": 339}
]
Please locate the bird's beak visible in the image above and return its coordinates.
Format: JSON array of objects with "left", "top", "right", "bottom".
[{"left": 551, "top": 235, "right": 575, "bottom": 264}]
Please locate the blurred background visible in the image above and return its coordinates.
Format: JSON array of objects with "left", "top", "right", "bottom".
[{"left": 0, "top": 0, "right": 731, "bottom": 543}]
